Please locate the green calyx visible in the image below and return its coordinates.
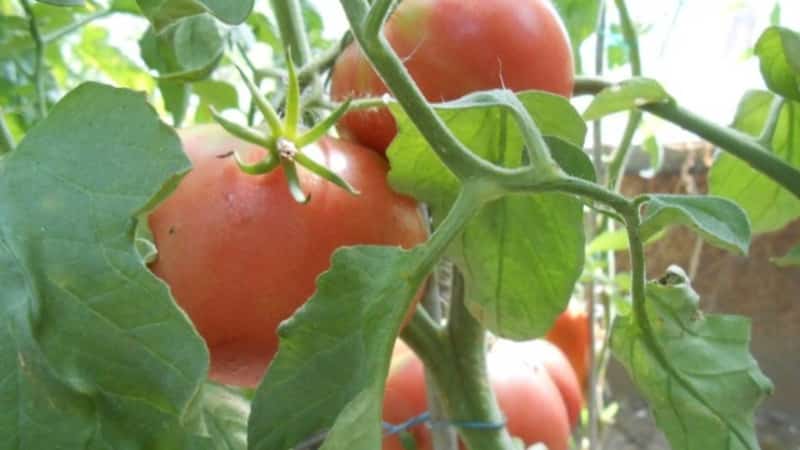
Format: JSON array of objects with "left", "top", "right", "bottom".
[{"left": 210, "top": 58, "right": 358, "bottom": 203}]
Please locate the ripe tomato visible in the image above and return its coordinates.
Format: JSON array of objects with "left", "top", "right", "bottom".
[
  {"left": 331, "top": 0, "right": 574, "bottom": 153},
  {"left": 494, "top": 339, "right": 583, "bottom": 428},
  {"left": 546, "top": 305, "right": 591, "bottom": 390},
  {"left": 149, "top": 125, "right": 428, "bottom": 387},
  {"left": 383, "top": 341, "right": 571, "bottom": 450}
]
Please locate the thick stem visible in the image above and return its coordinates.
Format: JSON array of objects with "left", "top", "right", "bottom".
[
  {"left": 0, "top": 108, "right": 14, "bottom": 155},
  {"left": 574, "top": 77, "right": 800, "bottom": 200},
  {"left": 20, "top": 0, "right": 46, "bottom": 119}
]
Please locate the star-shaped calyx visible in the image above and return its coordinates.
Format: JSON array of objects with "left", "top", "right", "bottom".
[{"left": 211, "top": 58, "right": 355, "bottom": 203}]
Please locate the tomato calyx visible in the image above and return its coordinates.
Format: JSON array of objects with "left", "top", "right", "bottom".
[{"left": 210, "top": 59, "right": 358, "bottom": 203}]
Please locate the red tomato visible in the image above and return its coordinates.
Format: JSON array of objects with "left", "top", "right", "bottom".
[
  {"left": 494, "top": 339, "right": 583, "bottom": 428},
  {"left": 546, "top": 305, "right": 591, "bottom": 390},
  {"left": 149, "top": 125, "right": 428, "bottom": 387},
  {"left": 331, "top": 0, "right": 575, "bottom": 153},
  {"left": 383, "top": 341, "right": 571, "bottom": 450}
]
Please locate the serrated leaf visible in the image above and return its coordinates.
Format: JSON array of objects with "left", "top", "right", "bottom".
[
  {"left": 639, "top": 195, "right": 752, "bottom": 255},
  {"left": 388, "top": 90, "right": 589, "bottom": 339},
  {"left": 772, "top": 244, "right": 800, "bottom": 267},
  {"left": 248, "top": 246, "right": 431, "bottom": 450},
  {"left": 611, "top": 267, "right": 773, "bottom": 450},
  {"left": 709, "top": 91, "right": 800, "bottom": 234},
  {"left": 755, "top": 26, "right": 800, "bottom": 101},
  {"left": 583, "top": 78, "right": 672, "bottom": 120},
  {"left": 0, "top": 83, "right": 213, "bottom": 448},
  {"left": 137, "top": 0, "right": 253, "bottom": 32}
]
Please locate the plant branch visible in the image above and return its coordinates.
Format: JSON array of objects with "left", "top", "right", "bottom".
[
  {"left": 574, "top": 77, "right": 800, "bottom": 200},
  {"left": 20, "top": 0, "right": 46, "bottom": 119},
  {"left": 43, "top": 9, "right": 111, "bottom": 44},
  {"left": 607, "top": 0, "right": 643, "bottom": 190}
]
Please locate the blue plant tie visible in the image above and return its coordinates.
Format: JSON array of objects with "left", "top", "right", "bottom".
[{"left": 382, "top": 411, "right": 507, "bottom": 436}]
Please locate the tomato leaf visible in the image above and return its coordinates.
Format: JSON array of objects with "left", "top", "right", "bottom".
[
  {"left": 198, "top": 384, "right": 250, "bottom": 450},
  {"left": 639, "top": 195, "right": 752, "bottom": 256},
  {"left": 771, "top": 243, "right": 800, "bottom": 267},
  {"left": 587, "top": 227, "right": 665, "bottom": 254},
  {"left": 0, "top": 83, "right": 223, "bottom": 447},
  {"left": 709, "top": 91, "right": 800, "bottom": 234},
  {"left": 136, "top": 0, "right": 253, "bottom": 32},
  {"left": 388, "top": 91, "right": 588, "bottom": 339},
  {"left": 249, "top": 246, "right": 431, "bottom": 450},
  {"left": 583, "top": 78, "right": 672, "bottom": 121},
  {"left": 754, "top": 26, "right": 800, "bottom": 101},
  {"left": 611, "top": 266, "right": 773, "bottom": 450},
  {"left": 140, "top": 14, "right": 225, "bottom": 83},
  {"left": 36, "top": 0, "right": 84, "bottom": 6}
]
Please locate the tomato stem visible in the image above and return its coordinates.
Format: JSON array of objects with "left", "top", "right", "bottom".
[{"left": 574, "top": 76, "right": 800, "bottom": 200}]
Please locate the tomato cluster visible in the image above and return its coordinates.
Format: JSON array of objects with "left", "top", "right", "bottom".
[{"left": 149, "top": 0, "right": 576, "bottom": 425}]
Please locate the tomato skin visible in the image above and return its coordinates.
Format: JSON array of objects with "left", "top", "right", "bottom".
[
  {"left": 496, "top": 339, "right": 583, "bottom": 428},
  {"left": 149, "top": 125, "right": 428, "bottom": 387},
  {"left": 331, "top": 0, "right": 574, "bottom": 153},
  {"left": 383, "top": 341, "right": 571, "bottom": 450},
  {"left": 546, "top": 306, "right": 591, "bottom": 389}
]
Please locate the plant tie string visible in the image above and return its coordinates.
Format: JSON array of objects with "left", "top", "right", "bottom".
[{"left": 382, "top": 411, "right": 507, "bottom": 435}]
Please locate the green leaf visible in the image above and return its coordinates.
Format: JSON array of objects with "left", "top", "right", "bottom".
[
  {"left": 136, "top": 0, "right": 253, "bottom": 32},
  {"left": 0, "top": 83, "right": 213, "bottom": 448},
  {"left": 248, "top": 246, "right": 431, "bottom": 450},
  {"left": 140, "top": 14, "right": 224, "bottom": 82},
  {"left": 388, "top": 91, "right": 588, "bottom": 339},
  {"left": 583, "top": 78, "right": 672, "bottom": 120},
  {"left": 199, "top": 384, "right": 250, "bottom": 450},
  {"left": 75, "top": 25, "right": 154, "bottom": 93},
  {"left": 550, "top": 0, "right": 600, "bottom": 73},
  {"left": 754, "top": 26, "right": 800, "bottom": 101},
  {"left": 587, "top": 227, "right": 665, "bottom": 254},
  {"left": 193, "top": 79, "right": 238, "bottom": 123},
  {"left": 772, "top": 244, "right": 800, "bottom": 267},
  {"left": 639, "top": 195, "right": 752, "bottom": 256},
  {"left": 611, "top": 267, "right": 773, "bottom": 450},
  {"left": 159, "top": 79, "right": 190, "bottom": 126},
  {"left": 640, "top": 134, "right": 664, "bottom": 177},
  {"left": 709, "top": 91, "right": 800, "bottom": 233}
]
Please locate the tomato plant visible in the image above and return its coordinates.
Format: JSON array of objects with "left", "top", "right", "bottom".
[
  {"left": 330, "top": 0, "right": 574, "bottom": 152},
  {"left": 149, "top": 125, "right": 428, "bottom": 387},
  {"left": 1, "top": 1, "right": 795, "bottom": 450},
  {"left": 382, "top": 341, "right": 571, "bottom": 450}
]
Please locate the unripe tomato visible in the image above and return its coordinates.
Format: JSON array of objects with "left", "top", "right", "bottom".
[
  {"left": 546, "top": 305, "right": 591, "bottom": 389},
  {"left": 382, "top": 341, "right": 571, "bottom": 450},
  {"left": 331, "top": 0, "right": 575, "bottom": 153},
  {"left": 149, "top": 125, "right": 428, "bottom": 387}
]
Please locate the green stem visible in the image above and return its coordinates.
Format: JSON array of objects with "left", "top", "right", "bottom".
[
  {"left": 607, "top": 0, "right": 643, "bottom": 190},
  {"left": 0, "top": 108, "right": 14, "bottom": 155},
  {"left": 20, "top": 0, "right": 46, "bottom": 119},
  {"left": 270, "top": 0, "right": 313, "bottom": 66},
  {"left": 574, "top": 77, "right": 800, "bottom": 200}
]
